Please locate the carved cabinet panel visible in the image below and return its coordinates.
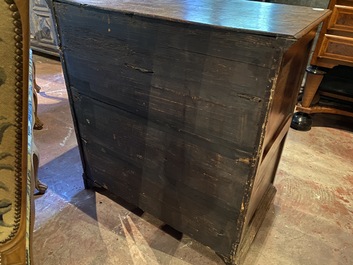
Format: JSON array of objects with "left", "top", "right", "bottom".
[
  {"left": 313, "top": 0, "right": 353, "bottom": 67},
  {"left": 328, "top": 5, "right": 353, "bottom": 32},
  {"left": 319, "top": 34, "right": 353, "bottom": 63},
  {"left": 30, "top": 0, "right": 59, "bottom": 56}
]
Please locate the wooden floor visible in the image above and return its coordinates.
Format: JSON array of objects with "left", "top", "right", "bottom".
[{"left": 32, "top": 55, "right": 353, "bottom": 265}]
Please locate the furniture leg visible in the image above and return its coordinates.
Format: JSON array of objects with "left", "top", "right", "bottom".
[
  {"left": 32, "top": 143, "right": 48, "bottom": 195},
  {"left": 291, "top": 66, "right": 326, "bottom": 131},
  {"left": 301, "top": 66, "right": 326, "bottom": 107},
  {"left": 32, "top": 62, "right": 44, "bottom": 130},
  {"left": 30, "top": 57, "right": 47, "bottom": 195}
]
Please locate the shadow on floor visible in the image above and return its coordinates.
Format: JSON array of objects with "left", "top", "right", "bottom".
[
  {"left": 34, "top": 146, "right": 224, "bottom": 264},
  {"left": 311, "top": 113, "right": 353, "bottom": 132}
]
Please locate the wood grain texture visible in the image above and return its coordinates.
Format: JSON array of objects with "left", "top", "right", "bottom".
[
  {"left": 75, "top": 93, "right": 250, "bottom": 254},
  {"left": 57, "top": 4, "right": 281, "bottom": 155},
  {"left": 52, "top": 0, "right": 327, "bottom": 263},
  {"left": 54, "top": 0, "right": 330, "bottom": 38}
]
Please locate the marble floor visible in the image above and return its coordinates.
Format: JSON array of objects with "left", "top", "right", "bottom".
[{"left": 32, "top": 54, "right": 353, "bottom": 265}]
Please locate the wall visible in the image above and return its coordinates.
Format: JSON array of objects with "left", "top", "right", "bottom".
[{"left": 269, "top": 0, "right": 329, "bottom": 8}]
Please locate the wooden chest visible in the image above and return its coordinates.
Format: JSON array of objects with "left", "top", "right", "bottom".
[{"left": 51, "top": 1, "right": 329, "bottom": 263}]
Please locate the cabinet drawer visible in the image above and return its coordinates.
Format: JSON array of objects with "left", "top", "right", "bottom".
[
  {"left": 328, "top": 5, "right": 353, "bottom": 32},
  {"left": 318, "top": 34, "right": 353, "bottom": 63}
]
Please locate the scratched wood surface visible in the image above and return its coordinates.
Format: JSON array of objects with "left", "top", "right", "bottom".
[
  {"left": 55, "top": 0, "right": 329, "bottom": 38},
  {"left": 52, "top": 1, "right": 329, "bottom": 263}
]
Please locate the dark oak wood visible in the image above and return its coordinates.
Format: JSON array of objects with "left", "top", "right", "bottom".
[
  {"left": 51, "top": 0, "right": 329, "bottom": 263},
  {"left": 55, "top": 0, "right": 328, "bottom": 38}
]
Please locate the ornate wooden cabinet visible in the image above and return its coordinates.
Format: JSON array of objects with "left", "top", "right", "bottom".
[
  {"left": 30, "top": 0, "right": 59, "bottom": 56},
  {"left": 294, "top": 0, "right": 353, "bottom": 129},
  {"left": 51, "top": 1, "right": 329, "bottom": 264}
]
